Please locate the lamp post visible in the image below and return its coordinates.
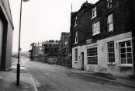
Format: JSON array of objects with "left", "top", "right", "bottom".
[{"left": 17, "top": 0, "right": 29, "bottom": 86}]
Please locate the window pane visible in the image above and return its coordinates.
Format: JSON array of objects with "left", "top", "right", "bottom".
[
  {"left": 92, "top": 22, "right": 100, "bottom": 35},
  {"left": 121, "top": 58, "right": 126, "bottom": 64},
  {"left": 108, "top": 48, "right": 114, "bottom": 52},
  {"left": 127, "top": 53, "right": 132, "bottom": 58},
  {"left": 109, "top": 53, "right": 115, "bottom": 58},
  {"left": 120, "top": 53, "right": 126, "bottom": 58},
  {"left": 119, "top": 42, "right": 125, "bottom": 48},
  {"left": 120, "top": 48, "right": 126, "bottom": 53},
  {"left": 87, "top": 47, "right": 97, "bottom": 64},
  {"left": 126, "top": 41, "right": 131, "bottom": 47},
  {"left": 127, "top": 58, "right": 132, "bottom": 64},
  {"left": 127, "top": 47, "right": 132, "bottom": 52}
]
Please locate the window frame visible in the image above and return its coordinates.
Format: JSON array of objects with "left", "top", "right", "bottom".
[
  {"left": 118, "top": 38, "right": 133, "bottom": 67},
  {"left": 107, "top": 0, "right": 113, "bottom": 8},
  {"left": 87, "top": 47, "right": 98, "bottom": 65},
  {"left": 107, "top": 41, "right": 115, "bottom": 64},
  {"left": 75, "top": 31, "right": 78, "bottom": 44},
  {"left": 92, "top": 21, "right": 100, "bottom": 36},
  {"left": 91, "top": 7, "right": 97, "bottom": 19},
  {"left": 107, "top": 14, "right": 114, "bottom": 32}
]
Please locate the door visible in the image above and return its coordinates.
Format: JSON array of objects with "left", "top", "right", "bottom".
[
  {"left": 0, "top": 19, "right": 3, "bottom": 64},
  {"left": 81, "top": 52, "right": 84, "bottom": 70}
]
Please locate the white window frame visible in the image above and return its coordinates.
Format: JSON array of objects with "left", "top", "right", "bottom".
[
  {"left": 91, "top": 7, "right": 97, "bottom": 19},
  {"left": 117, "top": 38, "right": 133, "bottom": 67},
  {"left": 92, "top": 21, "right": 100, "bottom": 36},
  {"left": 107, "top": 14, "right": 114, "bottom": 32}
]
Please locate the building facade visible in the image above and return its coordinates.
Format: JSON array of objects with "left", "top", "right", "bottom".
[
  {"left": 0, "top": 0, "right": 14, "bottom": 70},
  {"left": 71, "top": 0, "right": 135, "bottom": 77}
]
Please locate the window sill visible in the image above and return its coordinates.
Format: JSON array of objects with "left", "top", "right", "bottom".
[
  {"left": 108, "top": 62, "right": 116, "bottom": 66},
  {"left": 119, "top": 64, "right": 133, "bottom": 67}
]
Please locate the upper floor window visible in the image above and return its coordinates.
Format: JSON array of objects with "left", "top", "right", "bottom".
[
  {"left": 75, "top": 31, "right": 78, "bottom": 44},
  {"left": 107, "top": 0, "right": 112, "bottom": 8},
  {"left": 91, "top": 7, "right": 97, "bottom": 19},
  {"left": 107, "top": 14, "right": 114, "bottom": 32},
  {"left": 92, "top": 21, "right": 100, "bottom": 36},
  {"left": 74, "top": 16, "right": 78, "bottom": 27}
]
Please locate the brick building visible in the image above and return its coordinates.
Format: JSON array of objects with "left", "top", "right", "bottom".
[
  {"left": 71, "top": 0, "right": 135, "bottom": 77},
  {"left": 0, "top": 0, "right": 14, "bottom": 70}
]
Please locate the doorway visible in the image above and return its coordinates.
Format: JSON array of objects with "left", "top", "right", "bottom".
[{"left": 81, "top": 52, "right": 84, "bottom": 70}]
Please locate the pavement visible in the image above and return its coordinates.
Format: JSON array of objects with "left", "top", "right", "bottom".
[
  {"left": 67, "top": 67, "right": 135, "bottom": 88},
  {"left": 0, "top": 58, "right": 37, "bottom": 91}
]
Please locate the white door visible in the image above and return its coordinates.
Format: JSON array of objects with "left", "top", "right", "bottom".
[{"left": 0, "top": 19, "right": 3, "bottom": 63}]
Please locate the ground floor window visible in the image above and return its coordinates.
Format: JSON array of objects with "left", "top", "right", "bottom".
[
  {"left": 107, "top": 41, "right": 115, "bottom": 64},
  {"left": 119, "top": 40, "right": 133, "bottom": 65},
  {"left": 75, "top": 48, "right": 78, "bottom": 61},
  {"left": 87, "top": 47, "right": 98, "bottom": 64}
]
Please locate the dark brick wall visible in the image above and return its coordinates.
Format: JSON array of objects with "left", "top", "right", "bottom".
[{"left": 70, "top": 0, "right": 135, "bottom": 48}]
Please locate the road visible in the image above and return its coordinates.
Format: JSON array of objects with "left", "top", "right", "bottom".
[{"left": 15, "top": 57, "right": 135, "bottom": 91}]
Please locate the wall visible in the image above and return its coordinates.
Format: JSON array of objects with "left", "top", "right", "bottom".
[{"left": 85, "top": 32, "right": 133, "bottom": 76}]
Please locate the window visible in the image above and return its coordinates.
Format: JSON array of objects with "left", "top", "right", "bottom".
[
  {"left": 75, "top": 31, "right": 78, "bottom": 44},
  {"left": 119, "top": 40, "right": 133, "bottom": 65},
  {"left": 107, "top": 0, "right": 112, "bottom": 8},
  {"left": 91, "top": 7, "right": 97, "bottom": 19},
  {"left": 107, "top": 41, "right": 115, "bottom": 64},
  {"left": 87, "top": 47, "right": 98, "bottom": 64},
  {"left": 74, "top": 16, "right": 78, "bottom": 27},
  {"left": 75, "top": 48, "right": 78, "bottom": 61},
  {"left": 92, "top": 21, "right": 100, "bottom": 35},
  {"left": 107, "top": 14, "right": 114, "bottom": 32}
]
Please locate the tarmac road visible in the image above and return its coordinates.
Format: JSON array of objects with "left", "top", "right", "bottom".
[{"left": 23, "top": 57, "right": 135, "bottom": 91}]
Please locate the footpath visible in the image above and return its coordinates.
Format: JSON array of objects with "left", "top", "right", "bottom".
[
  {"left": 0, "top": 58, "right": 37, "bottom": 91},
  {"left": 68, "top": 68, "right": 135, "bottom": 88}
]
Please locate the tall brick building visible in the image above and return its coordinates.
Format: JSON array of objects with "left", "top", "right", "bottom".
[
  {"left": 0, "top": 0, "right": 14, "bottom": 70},
  {"left": 71, "top": 0, "right": 135, "bottom": 77}
]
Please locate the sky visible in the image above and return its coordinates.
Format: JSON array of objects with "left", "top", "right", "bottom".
[{"left": 9, "top": 0, "right": 98, "bottom": 53}]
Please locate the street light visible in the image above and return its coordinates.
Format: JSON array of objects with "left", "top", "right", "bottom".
[{"left": 17, "top": 0, "right": 29, "bottom": 86}]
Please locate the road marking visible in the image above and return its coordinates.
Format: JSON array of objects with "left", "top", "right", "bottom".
[{"left": 30, "top": 74, "right": 38, "bottom": 91}]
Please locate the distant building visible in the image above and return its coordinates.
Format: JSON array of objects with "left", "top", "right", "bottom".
[
  {"left": 42, "top": 40, "right": 59, "bottom": 63},
  {"left": 30, "top": 42, "right": 44, "bottom": 60},
  {"left": 0, "top": 0, "right": 14, "bottom": 70},
  {"left": 71, "top": 0, "right": 135, "bottom": 77},
  {"left": 58, "top": 32, "right": 71, "bottom": 67}
]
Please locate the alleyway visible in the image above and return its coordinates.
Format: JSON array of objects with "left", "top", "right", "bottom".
[{"left": 20, "top": 57, "right": 135, "bottom": 91}]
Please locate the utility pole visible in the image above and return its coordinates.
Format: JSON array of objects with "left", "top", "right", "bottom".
[{"left": 16, "top": 0, "right": 29, "bottom": 86}]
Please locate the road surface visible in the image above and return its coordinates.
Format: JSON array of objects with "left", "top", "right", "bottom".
[{"left": 14, "top": 57, "right": 135, "bottom": 91}]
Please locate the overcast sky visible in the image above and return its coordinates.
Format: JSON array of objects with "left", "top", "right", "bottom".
[{"left": 9, "top": 0, "right": 98, "bottom": 53}]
